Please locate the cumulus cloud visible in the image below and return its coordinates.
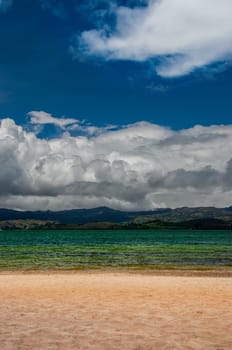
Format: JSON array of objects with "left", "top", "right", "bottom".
[
  {"left": 1, "top": 116, "right": 232, "bottom": 210},
  {"left": 0, "top": 0, "right": 13, "bottom": 12},
  {"left": 28, "top": 111, "right": 78, "bottom": 129},
  {"left": 75, "top": 0, "right": 232, "bottom": 77},
  {"left": 28, "top": 110, "right": 118, "bottom": 136}
]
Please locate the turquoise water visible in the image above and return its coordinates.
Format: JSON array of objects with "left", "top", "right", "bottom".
[{"left": 0, "top": 230, "right": 231, "bottom": 270}]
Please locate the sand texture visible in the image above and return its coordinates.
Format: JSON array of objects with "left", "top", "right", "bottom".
[{"left": 0, "top": 272, "right": 231, "bottom": 350}]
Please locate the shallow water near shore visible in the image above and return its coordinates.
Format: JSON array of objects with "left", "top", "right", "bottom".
[{"left": 0, "top": 229, "right": 231, "bottom": 270}]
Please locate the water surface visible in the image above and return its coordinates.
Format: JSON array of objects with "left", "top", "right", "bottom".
[{"left": 0, "top": 229, "right": 231, "bottom": 270}]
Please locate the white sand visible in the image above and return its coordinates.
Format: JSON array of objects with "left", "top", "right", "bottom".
[{"left": 0, "top": 272, "right": 231, "bottom": 350}]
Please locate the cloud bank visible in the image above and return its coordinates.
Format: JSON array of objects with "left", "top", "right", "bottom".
[
  {"left": 75, "top": 0, "right": 232, "bottom": 77},
  {"left": 1, "top": 115, "right": 232, "bottom": 210}
]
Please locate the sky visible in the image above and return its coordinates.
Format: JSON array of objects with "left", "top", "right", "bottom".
[{"left": 0, "top": 0, "right": 232, "bottom": 211}]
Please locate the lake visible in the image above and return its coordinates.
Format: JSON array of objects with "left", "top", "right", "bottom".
[{"left": 0, "top": 229, "right": 231, "bottom": 270}]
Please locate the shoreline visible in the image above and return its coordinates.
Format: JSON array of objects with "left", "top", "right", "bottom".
[{"left": 0, "top": 268, "right": 232, "bottom": 277}]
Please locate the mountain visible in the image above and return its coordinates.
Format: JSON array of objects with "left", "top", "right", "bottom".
[
  {"left": 1, "top": 206, "right": 232, "bottom": 226},
  {"left": 134, "top": 206, "right": 232, "bottom": 223},
  {"left": 0, "top": 207, "right": 162, "bottom": 224}
]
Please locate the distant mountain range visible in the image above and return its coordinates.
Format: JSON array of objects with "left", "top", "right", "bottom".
[
  {"left": 0, "top": 207, "right": 157, "bottom": 224},
  {"left": 134, "top": 206, "right": 232, "bottom": 223},
  {"left": 1, "top": 206, "right": 232, "bottom": 230}
]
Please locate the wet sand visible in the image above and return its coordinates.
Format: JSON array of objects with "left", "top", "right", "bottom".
[{"left": 0, "top": 272, "right": 231, "bottom": 350}]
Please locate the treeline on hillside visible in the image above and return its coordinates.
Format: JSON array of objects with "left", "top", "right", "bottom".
[{"left": 0, "top": 218, "right": 232, "bottom": 230}]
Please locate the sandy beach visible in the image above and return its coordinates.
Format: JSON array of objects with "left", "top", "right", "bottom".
[{"left": 0, "top": 272, "right": 231, "bottom": 350}]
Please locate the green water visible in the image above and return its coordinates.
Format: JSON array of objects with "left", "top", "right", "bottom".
[{"left": 0, "top": 230, "right": 231, "bottom": 270}]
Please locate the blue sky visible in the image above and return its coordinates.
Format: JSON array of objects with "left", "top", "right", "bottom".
[
  {"left": 0, "top": 0, "right": 231, "bottom": 130},
  {"left": 0, "top": 0, "right": 232, "bottom": 211}
]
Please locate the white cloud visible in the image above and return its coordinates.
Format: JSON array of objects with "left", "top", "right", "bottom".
[
  {"left": 28, "top": 110, "right": 117, "bottom": 136},
  {"left": 0, "top": 0, "right": 13, "bottom": 12},
  {"left": 1, "top": 116, "right": 232, "bottom": 210},
  {"left": 76, "top": 0, "right": 232, "bottom": 77},
  {"left": 28, "top": 111, "right": 78, "bottom": 129}
]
